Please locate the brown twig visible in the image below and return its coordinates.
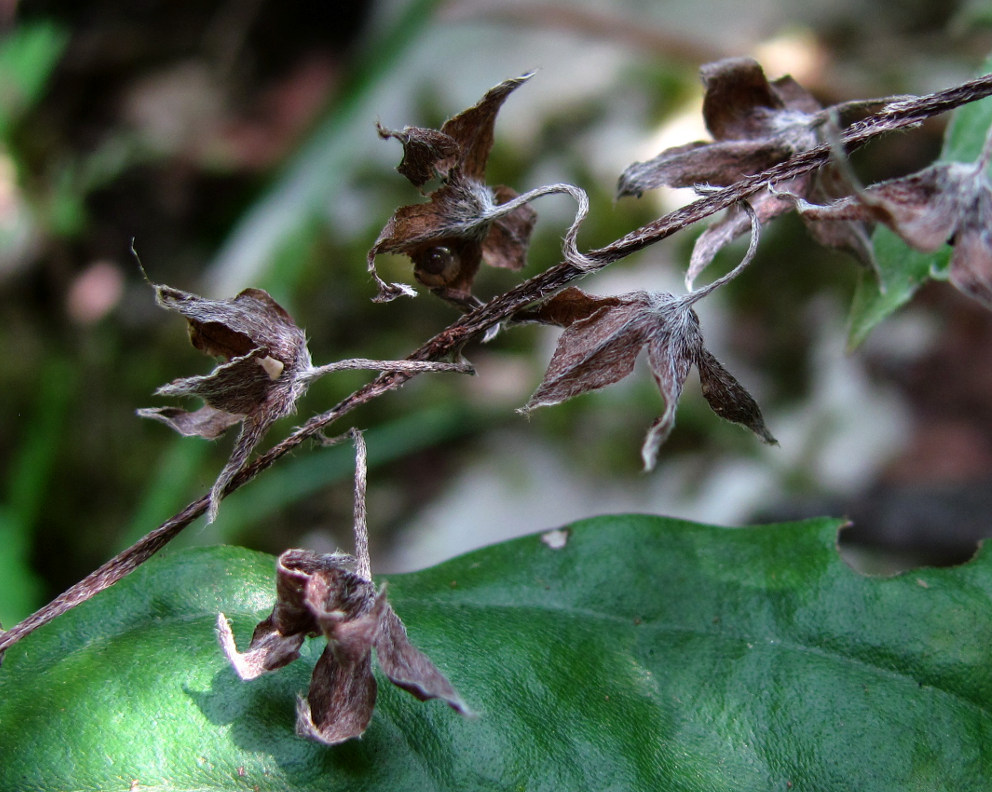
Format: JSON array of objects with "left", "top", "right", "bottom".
[
  {"left": 2, "top": 70, "right": 991, "bottom": 660},
  {"left": 441, "top": 0, "right": 729, "bottom": 66}
]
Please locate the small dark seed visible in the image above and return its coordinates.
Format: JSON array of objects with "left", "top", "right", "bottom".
[{"left": 423, "top": 246, "right": 456, "bottom": 275}]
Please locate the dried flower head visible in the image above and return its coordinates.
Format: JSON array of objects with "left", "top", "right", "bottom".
[
  {"left": 617, "top": 57, "right": 873, "bottom": 289},
  {"left": 138, "top": 279, "right": 471, "bottom": 522},
  {"left": 523, "top": 205, "right": 776, "bottom": 467},
  {"left": 523, "top": 289, "right": 776, "bottom": 469},
  {"left": 218, "top": 431, "right": 468, "bottom": 745},
  {"left": 368, "top": 74, "right": 539, "bottom": 308},
  {"left": 787, "top": 125, "right": 992, "bottom": 309},
  {"left": 137, "top": 284, "right": 312, "bottom": 522}
]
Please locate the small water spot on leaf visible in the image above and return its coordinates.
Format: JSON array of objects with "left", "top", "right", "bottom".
[{"left": 540, "top": 528, "right": 570, "bottom": 549}]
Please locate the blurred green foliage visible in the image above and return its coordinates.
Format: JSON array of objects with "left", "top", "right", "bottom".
[
  {"left": 0, "top": 21, "right": 66, "bottom": 138},
  {"left": 0, "top": 21, "right": 68, "bottom": 625}
]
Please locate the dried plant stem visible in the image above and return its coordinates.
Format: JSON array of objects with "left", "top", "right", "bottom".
[
  {"left": 682, "top": 200, "right": 759, "bottom": 306},
  {"left": 3, "top": 70, "right": 992, "bottom": 660},
  {"left": 0, "top": 499, "right": 205, "bottom": 660},
  {"left": 486, "top": 182, "right": 596, "bottom": 269},
  {"left": 302, "top": 358, "right": 472, "bottom": 382},
  {"left": 350, "top": 428, "right": 371, "bottom": 582}
]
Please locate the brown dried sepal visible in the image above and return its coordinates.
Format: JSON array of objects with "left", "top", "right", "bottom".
[
  {"left": 790, "top": 133, "right": 992, "bottom": 309},
  {"left": 522, "top": 288, "right": 776, "bottom": 468},
  {"left": 218, "top": 549, "right": 469, "bottom": 746},
  {"left": 617, "top": 57, "right": 873, "bottom": 287},
  {"left": 369, "top": 74, "right": 538, "bottom": 307},
  {"left": 531, "top": 287, "right": 625, "bottom": 327},
  {"left": 138, "top": 285, "right": 312, "bottom": 522}
]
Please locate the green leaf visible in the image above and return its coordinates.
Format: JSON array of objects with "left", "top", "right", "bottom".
[
  {"left": 2, "top": 515, "right": 990, "bottom": 791},
  {"left": 846, "top": 53, "right": 992, "bottom": 348},
  {"left": 846, "top": 227, "right": 950, "bottom": 350}
]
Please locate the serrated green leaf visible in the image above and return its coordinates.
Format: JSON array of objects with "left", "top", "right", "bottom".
[
  {"left": 1, "top": 515, "right": 990, "bottom": 791},
  {"left": 846, "top": 54, "right": 992, "bottom": 348}
]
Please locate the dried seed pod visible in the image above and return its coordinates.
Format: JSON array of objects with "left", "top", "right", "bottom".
[
  {"left": 218, "top": 431, "right": 470, "bottom": 745},
  {"left": 369, "top": 75, "right": 538, "bottom": 306},
  {"left": 618, "top": 57, "right": 875, "bottom": 289},
  {"left": 138, "top": 280, "right": 473, "bottom": 522},
  {"left": 523, "top": 287, "right": 776, "bottom": 471}
]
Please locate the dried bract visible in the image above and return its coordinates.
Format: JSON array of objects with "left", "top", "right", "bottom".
[
  {"left": 617, "top": 57, "right": 872, "bottom": 288},
  {"left": 217, "top": 549, "right": 469, "bottom": 745},
  {"left": 522, "top": 287, "right": 776, "bottom": 469},
  {"left": 789, "top": 127, "right": 992, "bottom": 309},
  {"left": 219, "top": 430, "right": 468, "bottom": 745},
  {"left": 138, "top": 282, "right": 470, "bottom": 522},
  {"left": 138, "top": 285, "right": 312, "bottom": 523},
  {"left": 369, "top": 74, "right": 538, "bottom": 308}
]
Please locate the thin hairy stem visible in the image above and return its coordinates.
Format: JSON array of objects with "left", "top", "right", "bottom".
[
  {"left": 302, "top": 358, "right": 472, "bottom": 382},
  {"left": 681, "top": 200, "right": 759, "bottom": 307},
  {"left": 486, "top": 182, "right": 596, "bottom": 269},
  {"left": 350, "top": 428, "right": 371, "bottom": 581}
]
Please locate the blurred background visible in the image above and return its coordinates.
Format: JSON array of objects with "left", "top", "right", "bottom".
[{"left": 3, "top": 0, "right": 992, "bottom": 627}]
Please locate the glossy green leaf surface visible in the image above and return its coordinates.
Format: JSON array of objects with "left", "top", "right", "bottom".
[
  {"left": 846, "top": 54, "right": 992, "bottom": 348},
  {"left": 2, "top": 515, "right": 990, "bottom": 791}
]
